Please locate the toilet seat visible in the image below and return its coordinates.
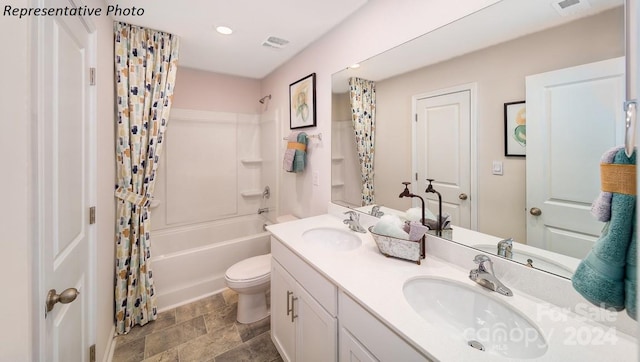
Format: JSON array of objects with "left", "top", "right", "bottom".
[{"left": 225, "top": 254, "right": 271, "bottom": 285}]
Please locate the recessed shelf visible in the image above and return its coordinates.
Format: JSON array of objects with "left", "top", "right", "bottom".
[
  {"left": 331, "top": 182, "right": 345, "bottom": 188},
  {"left": 331, "top": 156, "right": 344, "bottom": 162}
]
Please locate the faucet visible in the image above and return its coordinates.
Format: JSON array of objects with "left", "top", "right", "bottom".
[
  {"left": 424, "top": 179, "right": 442, "bottom": 237},
  {"left": 258, "top": 207, "right": 269, "bottom": 215},
  {"left": 370, "top": 205, "right": 384, "bottom": 217},
  {"left": 497, "top": 238, "right": 513, "bottom": 259},
  {"left": 398, "top": 182, "right": 426, "bottom": 259},
  {"left": 343, "top": 211, "right": 367, "bottom": 233},
  {"left": 469, "top": 254, "right": 513, "bottom": 296}
]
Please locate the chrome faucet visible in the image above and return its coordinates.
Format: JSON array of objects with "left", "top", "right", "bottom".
[
  {"left": 370, "top": 205, "right": 384, "bottom": 217},
  {"left": 497, "top": 238, "right": 513, "bottom": 259},
  {"left": 343, "top": 211, "right": 367, "bottom": 233},
  {"left": 258, "top": 207, "right": 269, "bottom": 215},
  {"left": 469, "top": 254, "right": 513, "bottom": 296}
]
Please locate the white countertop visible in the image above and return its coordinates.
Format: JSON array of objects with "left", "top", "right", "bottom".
[{"left": 267, "top": 213, "right": 637, "bottom": 361}]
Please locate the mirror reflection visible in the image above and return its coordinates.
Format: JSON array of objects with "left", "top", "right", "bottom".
[{"left": 331, "top": 0, "right": 625, "bottom": 278}]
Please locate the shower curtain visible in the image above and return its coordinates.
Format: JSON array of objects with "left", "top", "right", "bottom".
[
  {"left": 349, "top": 77, "right": 376, "bottom": 206},
  {"left": 113, "top": 22, "right": 179, "bottom": 335}
]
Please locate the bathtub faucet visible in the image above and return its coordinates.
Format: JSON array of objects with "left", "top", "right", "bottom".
[{"left": 258, "top": 207, "right": 269, "bottom": 215}]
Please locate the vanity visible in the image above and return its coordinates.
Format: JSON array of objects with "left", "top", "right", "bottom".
[{"left": 267, "top": 205, "right": 636, "bottom": 361}]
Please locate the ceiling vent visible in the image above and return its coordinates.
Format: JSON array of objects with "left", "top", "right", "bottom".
[
  {"left": 551, "top": 0, "right": 591, "bottom": 16},
  {"left": 262, "top": 36, "right": 290, "bottom": 49}
]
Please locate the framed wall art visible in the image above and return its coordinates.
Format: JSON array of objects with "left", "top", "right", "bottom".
[
  {"left": 289, "top": 73, "right": 316, "bottom": 129},
  {"left": 504, "top": 101, "right": 526, "bottom": 157}
]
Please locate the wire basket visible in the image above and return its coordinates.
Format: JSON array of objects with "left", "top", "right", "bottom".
[{"left": 368, "top": 226, "right": 424, "bottom": 264}]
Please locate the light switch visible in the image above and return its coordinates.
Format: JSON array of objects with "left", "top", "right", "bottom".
[
  {"left": 312, "top": 171, "right": 320, "bottom": 186},
  {"left": 492, "top": 161, "right": 504, "bottom": 176}
]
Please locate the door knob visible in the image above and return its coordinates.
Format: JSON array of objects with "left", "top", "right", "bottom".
[
  {"left": 530, "top": 207, "right": 542, "bottom": 216},
  {"left": 459, "top": 193, "right": 468, "bottom": 200},
  {"left": 46, "top": 288, "right": 79, "bottom": 314}
]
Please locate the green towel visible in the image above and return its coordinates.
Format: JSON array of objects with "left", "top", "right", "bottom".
[
  {"left": 292, "top": 132, "right": 307, "bottom": 173},
  {"left": 625, "top": 219, "right": 636, "bottom": 319},
  {"left": 572, "top": 149, "right": 636, "bottom": 313}
]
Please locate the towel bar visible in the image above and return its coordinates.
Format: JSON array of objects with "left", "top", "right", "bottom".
[
  {"left": 282, "top": 133, "right": 322, "bottom": 141},
  {"left": 624, "top": 100, "right": 637, "bottom": 157}
]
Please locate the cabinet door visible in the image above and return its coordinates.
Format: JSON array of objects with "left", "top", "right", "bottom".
[
  {"left": 271, "top": 260, "right": 297, "bottom": 362},
  {"left": 295, "top": 284, "right": 337, "bottom": 362},
  {"left": 340, "top": 327, "right": 379, "bottom": 362}
]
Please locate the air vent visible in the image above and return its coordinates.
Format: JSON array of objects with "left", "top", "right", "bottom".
[
  {"left": 551, "top": 0, "right": 591, "bottom": 16},
  {"left": 262, "top": 36, "right": 290, "bottom": 49}
]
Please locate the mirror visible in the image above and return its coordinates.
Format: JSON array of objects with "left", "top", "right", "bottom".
[{"left": 331, "top": 0, "right": 625, "bottom": 278}]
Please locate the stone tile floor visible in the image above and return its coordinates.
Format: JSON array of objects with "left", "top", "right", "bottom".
[{"left": 112, "top": 289, "right": 282, "bottom": 362}]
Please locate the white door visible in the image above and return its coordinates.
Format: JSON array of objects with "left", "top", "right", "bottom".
[
  {"left": 414, "top": 89, "right": 472, "bottom": 228},
  {"left": 38, "top": 4, "right": 95, "bottom": 361},
  {"left": 526, "top": 57, "right": 625, "bottom": 258},
  {"left": 271, "top": 261, "right": 297, "bottom": 362}
]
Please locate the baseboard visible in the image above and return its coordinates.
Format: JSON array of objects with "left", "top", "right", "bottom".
[{"left": 102, "top": 325, "right": 116, "bottom": 362}]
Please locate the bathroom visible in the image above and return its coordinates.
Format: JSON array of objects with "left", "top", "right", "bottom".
[{"left": 3, "top": 0, "right": 638, "bottom": 361}]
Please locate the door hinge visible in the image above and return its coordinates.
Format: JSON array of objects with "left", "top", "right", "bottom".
[
  {"left": 89, "top": 344, "right": 96, "bottom": 362},
  {"left": 415, "top": 113, "right": 418, "bottom": 122},
  {"left": 89, "top": 206, "right": 96, "bottom": 224},
  {"left": 415, "top": 172, "right": 418, "bottom": 181},
  {"left": 89, "top": 67, "right": 96, "bottom": 86}
]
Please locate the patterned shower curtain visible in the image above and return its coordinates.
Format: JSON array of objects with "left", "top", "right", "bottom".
[
  {"left": 114, "top": 22, "right": 179, "bottom": 335},
  {"left": 349, "top": 77, "right": 376, "bottom": 206}
]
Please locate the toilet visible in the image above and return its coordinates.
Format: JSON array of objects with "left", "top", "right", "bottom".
[{"left": 225, "top": 253, "right": 271, "bottom": 324}]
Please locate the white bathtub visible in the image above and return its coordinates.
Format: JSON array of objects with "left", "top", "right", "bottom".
[{"left": 151, "top": 214, "right": 271, "bottom": 311}]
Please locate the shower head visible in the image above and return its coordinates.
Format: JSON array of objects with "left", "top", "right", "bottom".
[{"left": 259, "top": 94, "right": 272, "bottom": 104}]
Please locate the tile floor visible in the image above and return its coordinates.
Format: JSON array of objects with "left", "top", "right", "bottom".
[{"left": 112, "top": 289, "right": 282, "bottom": 362}]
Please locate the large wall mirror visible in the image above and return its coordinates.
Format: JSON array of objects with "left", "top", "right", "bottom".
[{"left": 331, "top": 0, "right": 625, "bottom": 279}]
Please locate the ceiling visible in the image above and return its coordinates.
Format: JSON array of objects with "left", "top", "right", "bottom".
[{"left": 107, "top": 0, "right": 368, "bottom": 79}]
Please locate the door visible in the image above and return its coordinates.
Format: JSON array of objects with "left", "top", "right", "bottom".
[
  {"left": 526, "top": 57, "right": 625, "bottom": 258},
  {"left": 414, "top": 89, "right": 472, "bottom": 228},
  {"left": 38, "top": 4, "right": 95, "bottom": 361},
  {"left": 271, "top": 261, "right": 297, "bottom": 362},
  {"left": 295, "top": 285, "right": 337, "bottom": 362}
]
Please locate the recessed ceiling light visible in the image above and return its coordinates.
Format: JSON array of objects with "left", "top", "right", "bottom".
[
  {"left": 349, "top": 63, "right": 361, "bottom": 69},
  {"left": 216, "top": 26, "right": 233, "bottom": 35}
]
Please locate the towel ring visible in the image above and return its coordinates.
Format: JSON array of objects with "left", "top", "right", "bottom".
[{"left": 624, "top": 100, "right": 637, "bottom": 157}]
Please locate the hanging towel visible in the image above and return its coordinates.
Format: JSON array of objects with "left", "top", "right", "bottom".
[
  {"left": 626, "top": 221, "right": 637, "bottom": 319},
  {"left": 283, "top": 132, "right": 307, "bottom": 173},
  {"left": 572, "top": 148, "right": 636, "bottom": 312},
  {"left": 591, "top": 146, "right": 624, "bottom": 222}
]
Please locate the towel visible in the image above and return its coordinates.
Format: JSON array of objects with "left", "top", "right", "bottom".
[
  {"left": 625, "top": 220, "right": 636, "bottom": 319},
  {"left": 572, "top": 148, "right": 636, "bottom": 313},
  {"left": 372, "top": 214, "right": 410, "bottom": 240},
  {"left": 282, "top": 132, "right": 307, "bottom": 173},
  {"left": 591, "top": 146, "right": 624, "bottom": 222}
]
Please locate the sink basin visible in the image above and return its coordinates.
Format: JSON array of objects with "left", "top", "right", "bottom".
[
  {"left": 473, "top": 244, "right": 575, "bottom": 278},
  {"left": 403, "top": 277, "right": 547, "bottom": 359},
  {"left": 301, "top": 227, "right": 362, "bottom": 251}
]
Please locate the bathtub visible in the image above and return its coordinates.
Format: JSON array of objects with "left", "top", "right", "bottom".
[{"left": 151, "top": 214, "right": 271, "bottom": 311}]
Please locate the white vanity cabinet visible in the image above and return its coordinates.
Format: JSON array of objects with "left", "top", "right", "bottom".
[
  {"left": 270, "top": 237, "right": 338, "bottom": 362},
  {"left": 339, "top": 291, "right": 432, "bottom": 362}
]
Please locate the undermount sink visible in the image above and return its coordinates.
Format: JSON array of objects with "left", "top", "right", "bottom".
[
  {"left": 403, "top": 277, "right": 547, "bottom": 359},
  {"left": 301, "top": 227, "right": 362, "bottom": 251},
  {"left": 473, "top": 244, "right": 574, "bottom": 278}
]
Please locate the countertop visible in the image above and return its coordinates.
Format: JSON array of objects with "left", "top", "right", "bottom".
[{"left": 266, "top": 212, "right": 637, "bottom": 361}]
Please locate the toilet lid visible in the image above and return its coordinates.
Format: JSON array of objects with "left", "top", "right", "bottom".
[{"left": 226, "top": 254, "right": 271, "bottom": 282}]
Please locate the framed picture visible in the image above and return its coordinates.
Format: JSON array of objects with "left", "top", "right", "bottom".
[
  {"left": 289, "top": 73, "right": 316, "bottom": 129},
  {"left": 504, "top": 101, "right": 526, "bottom": 157}
]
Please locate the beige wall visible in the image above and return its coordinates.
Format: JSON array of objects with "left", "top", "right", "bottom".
[
  {"left": 173, "top": 67, "right": 262, "bottom": 114},
  {"left": 374, "top": 7, "right": 624, "bottom": 243},
  {"left": 262, "top": 0, "right": 501, "bottom": 219},
  {"left": 0, "top": 6, "right": 32, "bottom": 360}
]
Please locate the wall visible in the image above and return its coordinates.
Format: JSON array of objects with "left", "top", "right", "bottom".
[
  {"left": 173, "top": 67, "right": 262, "bottom": 114},
  {"left": 0, "top": 8, "right": 32, "bottom": 361},
  {"left": 261, "top": 0, "right": 502, "bottom": 219},
  {"left": 374, "top": 8, "right": 623, "bottom": 243}
]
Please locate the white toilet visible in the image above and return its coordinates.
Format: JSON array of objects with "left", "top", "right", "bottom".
[{"left": 225, "top": 253, "right": 271, "bottom": 324}]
